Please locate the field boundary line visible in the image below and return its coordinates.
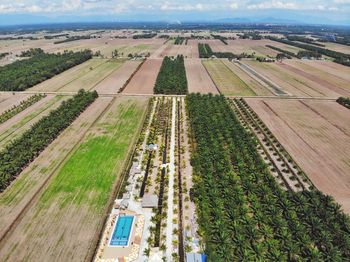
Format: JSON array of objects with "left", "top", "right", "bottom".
[
  {"left": 88, "top": 59, "right": 128, "bottom": 92},
  {"left": 0, "top": 97, "right": 115, "bottom": 250},
  {"left": 119, "top": 58, "right": 146, "bottom": 93}
]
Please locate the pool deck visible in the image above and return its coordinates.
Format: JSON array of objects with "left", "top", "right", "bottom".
[{"left": 96, "top": 210, "right": 144, "bottom": 261}]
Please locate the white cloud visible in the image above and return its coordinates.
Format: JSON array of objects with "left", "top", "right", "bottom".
[
  {"left": 247, "top": 1, "right": 298, "bottom": 10},
  {"left": 230, "top": 2, "right": 239, "bottom": 9}
]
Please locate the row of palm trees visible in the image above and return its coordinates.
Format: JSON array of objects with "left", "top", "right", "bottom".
[
  {"left": 0, "top": 94, "right": 45, "bottom": 124},
  {"left": 0, "top": 90, "right": 98, "bottom": 192},
  {"left": 186, "top": 93, "right": 350, "bottom": 261},
  {"left": 154, "top": 55, "right": 188, "bottom": 95},
  {"left": 0, "top": 49, "right": 92, "bottom": 91}
]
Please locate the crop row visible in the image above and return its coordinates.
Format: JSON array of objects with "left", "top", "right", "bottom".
[
  {"left": 0, "top": 50, "right": 92, "bottom": 91},
  {"left": 186, "top": 94, "right": 350, "bottom": 261},
  {"left": 154, "top": 55, "right": 188, "bottom": 95},
  {"left": 230, "top": 98, "right": 312, "bottom": 191},
  {"left": 0, "top": 94, "right": 45, "bottom": 124},
  {"left": 0, "top": 90, "right": 98, "bottom": 192}
]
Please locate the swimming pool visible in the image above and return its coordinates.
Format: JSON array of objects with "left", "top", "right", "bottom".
[{"left": 110, "top": 215, "right": 134, "bottom": 246}]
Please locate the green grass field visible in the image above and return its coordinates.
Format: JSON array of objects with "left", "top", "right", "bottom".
[
  {"left": 203, "top": 59, "right": 256, "bottom": 96},
  {"left": 40, "top": 97, "right": 147, "bottom": 210}
]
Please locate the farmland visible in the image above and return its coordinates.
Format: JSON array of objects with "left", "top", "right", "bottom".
[
  {"left": 123, "top": 58, "right": 162, "bottom": 94},
  {"left": 243, "top": 60, "right": 350, "bottom": 97},
  {"left": 184, "top": 58, "right": 219, "bottom": 94},
  {"left": 245, "top": 98, "right": 350, "bottom": 212},
  {"left": 203, "top": 59, "right": 256, "bottom": 96},
  {"left": 1, "top": 25, "right": 350, "bottom": 262},
  {"left": 0, "top": 96, "right": 147, "bottom": 261}
]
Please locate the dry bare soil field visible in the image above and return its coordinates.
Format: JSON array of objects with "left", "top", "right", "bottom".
[
  {"left": 122, "top": 58, "right": 162, "bottom": 94},
  {"left": 0, "top": 96, "right": 148, "bottom": 261},
  {"left": 184, "top": 58, "right": 218, "bottom": 94},
  {"left": 243, "top": 60, "right": 350, "bottom": 97},
  {"left": 246, "top": 97, "right": 350, "bottom": 212}
]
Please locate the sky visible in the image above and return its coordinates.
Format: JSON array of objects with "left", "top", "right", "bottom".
[{"left": 0, "top": 0, "right": 349, "bottom": 26}]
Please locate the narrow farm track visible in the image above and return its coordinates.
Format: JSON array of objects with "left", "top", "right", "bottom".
[
  {"left": 0, "top": 97, "right": 114, "bottom": 252},
  {"left": 165, "top": 98, "right": 176, "bottom": 261},
  {"left": 177, "top": 98, "right": 185, "bottom": 262}
]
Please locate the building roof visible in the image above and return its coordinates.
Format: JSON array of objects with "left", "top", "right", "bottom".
[
  {"left": 186, "top": 253, "right": 207, "bottom": 262},
  {"left": 142, "top": 194, "right": 158, "bottom": 208}
]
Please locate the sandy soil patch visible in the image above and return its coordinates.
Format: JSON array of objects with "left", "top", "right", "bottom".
[
  {"left": 123, "top": 58, "right": 162, "bottom": 94},
  {"left": 246, "top": 98, "right": 350, "bottom": 213},
  {"left": 185, "top": 58, "right": 218, "bottom": 94}
]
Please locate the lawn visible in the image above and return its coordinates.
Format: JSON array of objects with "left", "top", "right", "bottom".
[
  {"left": 203, "top": 59, "right": 256, "bottom": 96},
  {"left": 40, "top": 97, "right": 147, "bottom": 210}
]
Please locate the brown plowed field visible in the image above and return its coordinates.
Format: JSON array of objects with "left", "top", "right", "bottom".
[
  {"left": 246, "top": 98, "right": 350, "bottom": 213},
  {"left": 208, "top": 39, "right": 302, "bottom": 57},
  {"left": 150, "top": 44, "right": 170, "bottom": 58},
  {"left": 281, "top": 60, "right": 350, "bottom": 97},
  {"left": 93, "top": 60, "right": 142, "bottom": 94},
  {"left": 158, "top": 44, "right": 199, "bottom": 58},
  {"left": 306, "top": 60, "right": 350, "bottom": 82},
  {"left": 185, "top": 59, "right": 218, "bottom": 94},
  {"left": 122, "top": 58, "right": 162, "bottom": 94},
  {"left": 243, "top": 60, "right": 347, "bottom": 97}
]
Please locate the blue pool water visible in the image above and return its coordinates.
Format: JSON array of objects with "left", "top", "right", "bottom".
[{"left": 110, "top": 215, "right": 134, "bottom": 246}]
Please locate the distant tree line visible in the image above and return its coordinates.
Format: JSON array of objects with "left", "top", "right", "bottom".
[
  {"left": 0, "top": 52, "right": 9, "bottom": 59},
  {"left": 0, "top": 90, "right": 98, "bottom": 192},
  {"left": 132, "top": 33, "right": 157, "bottom": 39},
  {"left": 265, "top": 45, "right": 295, "bottom": 58},
  {"left": 54, "top": 35, "right": 91, "bottom": 44},
  {"left": 0, "top": 50, "right": 92, "bottom": 91},
  {"left": 336, "top": 97, "right": 350, "bottom": 109},
  {"left": 198, "top": 43, "right": 253, "bottom": 59},
  {"left": 19, "top": 48, "right": 44, "bottom": 57},
  {"left": 266, "top": 36, "right": 350, "bottom": 66},
  {"left": 44, "top": 33, "right": 69, "bottom": 39},
  {"left": 154, "top": 55, "right": 188, "bottom": 95},
  {"left": 286, "top": 35, "right": 325, "bottom": 47},
  {"left": 211, "top": 34, "right": 228, "bottom": 45},
  {"left": 174, "top": 36, "right": 186, "bottom": 45}
]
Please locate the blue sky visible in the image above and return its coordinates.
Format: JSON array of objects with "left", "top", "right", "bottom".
[{"left": 0, "top": 0, "right": 349, "bottom": 25}]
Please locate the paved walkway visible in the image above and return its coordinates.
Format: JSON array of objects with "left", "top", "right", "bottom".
[{"left": 165, "top": 98, "right": 176, "bottom": 261}]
